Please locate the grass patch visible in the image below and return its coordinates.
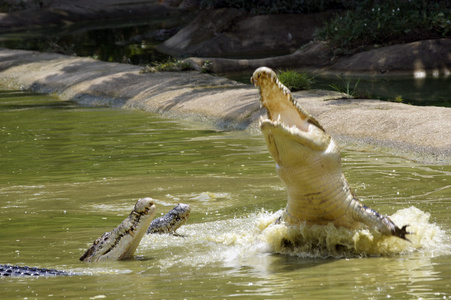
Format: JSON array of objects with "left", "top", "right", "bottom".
[
  {"left": 394, "top": 95, "right": 404, "bottom": 103},
  {"left": 329, "top": 76, "right": 361, "bottom": 98},
  {"left": 277, "top": 69, "right": 314, "bottom": 92}
]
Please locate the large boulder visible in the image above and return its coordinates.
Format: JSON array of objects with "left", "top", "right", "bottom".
[{"left": 156, "top": 8, "right": 333, "bottom": 58}]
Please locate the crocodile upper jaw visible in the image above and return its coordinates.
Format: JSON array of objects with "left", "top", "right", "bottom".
[{"left": 251, "top": 67, "right": 332, "bottom": 165}]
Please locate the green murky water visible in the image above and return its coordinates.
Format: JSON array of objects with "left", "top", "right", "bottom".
[
  {"left": 1, "top": 90, "right": 450, "bottom": 299},
  {"left": 313, "top": 75, "right": 451, "bottom": 107}
]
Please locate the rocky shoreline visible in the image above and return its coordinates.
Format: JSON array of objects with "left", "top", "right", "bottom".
[
  {"left": 0, "top": 48, "right": 449, "bottom": 164},
  {"left": 2, "top": 1, "right": 451, "bottom": 76}
]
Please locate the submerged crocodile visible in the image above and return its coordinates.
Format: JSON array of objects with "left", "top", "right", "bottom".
[
  {"left": 251, "top": 67, "right": 409, "bottom": 240},
  {"left": 1, "top": 198, "right": 191, "bottom": 276}
]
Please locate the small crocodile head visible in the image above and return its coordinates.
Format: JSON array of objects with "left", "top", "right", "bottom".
[
  {"left": 165, "top": 203, "right": 191, "bottom": 233},
  {"left": 251, "top": 67, "right": 336, "bottom": 169},
  {"left": 80, "top": 198, "right": 156, "bottom": 262},
  {"left": 147, "top": 203, "right": 191, "bottom": 234}
]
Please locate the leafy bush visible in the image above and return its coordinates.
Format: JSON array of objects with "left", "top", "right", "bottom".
[
  {"left": 277, "top": 69, "right": 314, "bottom": 91},
  {"left": 316, "top": 0, "right": 451, "bottom": 53}
]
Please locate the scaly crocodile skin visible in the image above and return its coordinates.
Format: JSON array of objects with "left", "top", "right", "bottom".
[
  {"left": 80, "top": 197, "right": 157, "bottom": 262},
  {"left": 251, "top": 67, "right": 409, "bottom": 240},
  {"left": 2, "top": 200, "right": 191, "bottom": 276}
]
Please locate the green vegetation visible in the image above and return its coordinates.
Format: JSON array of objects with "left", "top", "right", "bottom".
[
  {"left": 277, "top": 69, "right": 314, "bottom": 92},
  {"left": 0, "top": 1, "right": 24, "bottom": 12},
  {"left": 198, "top": 1, "right": 450, "bottom": 55},
  {"left": 0, "top": 0, "right": 53, "bottom": 12},
  {"left": 201, "top": 60, "right": 213, "bottom": 73},
  {"left": 316, "top": 0, "right": 451, "bottom": 54},
  {"left": 141, "top": 58, "right": 193, "bottom": 73},
  {"left": 329, "top": 76, "right": 361, "bottom": 98},
  {"left": 394, "top": 95, "right": 404, "bottom": 103}
]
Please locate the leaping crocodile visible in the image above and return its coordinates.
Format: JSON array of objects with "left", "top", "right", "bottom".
[
  {"left": 1, "top": 198, "right": 191, "bottom": 276},
  {"left": 251, "top": 67, "right": 409, "bottom": 240}
]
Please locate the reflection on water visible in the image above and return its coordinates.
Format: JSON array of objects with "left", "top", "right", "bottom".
[
  {"left": 0, "top": 90, "right": 450, "bottom": 299},
  {"left": 314, "top": 75, "right": 451, "bottom": 107}
]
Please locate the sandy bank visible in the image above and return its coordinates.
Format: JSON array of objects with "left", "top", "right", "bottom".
[{"left": 0, "top": 48, "right": 449, "bottom": 164}]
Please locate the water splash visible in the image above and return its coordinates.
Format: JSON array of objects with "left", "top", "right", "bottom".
[
  {"left": 141, "top": 206, "right": 448, "bottom": 270},
  {"left": 261, "top": 206, "right": 448, "bottom": 258}
]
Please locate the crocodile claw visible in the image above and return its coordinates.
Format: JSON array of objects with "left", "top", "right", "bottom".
[{"left": 393, "top": 224, "right": 412, "bottom": 242}]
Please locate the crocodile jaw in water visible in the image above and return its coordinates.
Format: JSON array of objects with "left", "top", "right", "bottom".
[
  {"left": 251, "top": 67, "right": 409, "bottom": 240},
  {"left": 80, "top": 198, "right": 156, "bottom": 262}
]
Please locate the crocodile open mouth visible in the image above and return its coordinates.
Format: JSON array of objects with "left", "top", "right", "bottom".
[
  {"left": 251, "top": 67, "right": 311, "bottom": 133},
  {"left": 251, "top": 67, "right": 329, "bottom": 152}
]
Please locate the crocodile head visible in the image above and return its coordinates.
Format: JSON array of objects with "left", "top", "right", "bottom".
[
  {"left": 251, "top": 67, "right": 342, "bottom": 212},
  {"left": 80, "top": 198, "right": 156, "bottom": 262},
  {"left": 251, "top": 67, "right": 336, "bottom": 168},
  {"left": 251, "top": 67, "right": 409, "bottom": 240},
  {"left": 147, "top": 203, "right": 191, "bottom": 234}
]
